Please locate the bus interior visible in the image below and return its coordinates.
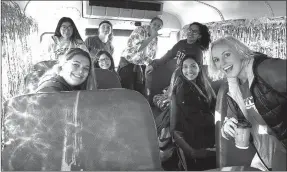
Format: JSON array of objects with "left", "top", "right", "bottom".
[{"left": 1, "top": 0, "right": 286, "bottom": 171}]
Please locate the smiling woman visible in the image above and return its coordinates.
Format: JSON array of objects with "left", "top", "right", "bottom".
[
  {"left": 169, "top": 55, "right": 216, "bottom": 170},
  {"left": 40, "top": 17, "right": 89, "bottom": 60},
  {"left": 36, "top": 48, "right": 93, "bottom": 93},
  {"left": 209, "top": 36, "right": 287, "bottom": 171}
]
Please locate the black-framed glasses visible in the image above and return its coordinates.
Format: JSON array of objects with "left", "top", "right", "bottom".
[
  {"left": 187, "top": 29, "right": 200, "bottom": 34},
  {"left": 61, "top": 25, "right": 73, "bottom": 30}
]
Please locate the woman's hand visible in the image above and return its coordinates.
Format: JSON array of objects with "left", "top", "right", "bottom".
[
  {"left": 150, "top": 30, "right": 159, "bottom": 38},
  {"left": 222, "top": 117, "right": 238, "bottom": 138}
]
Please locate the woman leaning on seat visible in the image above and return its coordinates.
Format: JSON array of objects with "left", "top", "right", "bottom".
[
  {"left": 209, "top": 35, "right": 286, "bottom": 171},
  {"left": 36, "top": 48, "right": 95, "bottom": 93},
  {"left": 169, "top": 55, "right": 217, "bottom": 171}
]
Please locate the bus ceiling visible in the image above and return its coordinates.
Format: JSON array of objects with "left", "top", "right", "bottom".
[{"left": 15, "top": 1, "right": 286, "bottom": 34}]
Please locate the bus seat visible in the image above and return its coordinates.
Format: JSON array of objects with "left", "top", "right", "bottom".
[
  {"left": 145, "top": 59, "right": 177, "bottom": 104},
  {"left": 215, "top": 83, "right": 256, "bottom": 168},
  {"left": 32, "top": 60, "right": 57, "bottom": 71},
  {"left": 2, "top": 89, "right": 161, "bottom": 171},
  {"left": 24, "top": 60, "right": 57, "bottom": 93},
  {"left": 94, "top": 68, "right": 122, "bottom": 89},
  {"left": 145, "top": 64, "right": 224, "bottom": 103}
]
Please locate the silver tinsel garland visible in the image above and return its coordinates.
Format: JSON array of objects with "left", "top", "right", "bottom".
[{"left": 180, "top": 16, "right": 286, "bottom": 60}]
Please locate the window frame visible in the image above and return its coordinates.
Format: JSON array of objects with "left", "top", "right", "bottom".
[{"left": 40, "top": 32, "right": 54, "bottom": 43}]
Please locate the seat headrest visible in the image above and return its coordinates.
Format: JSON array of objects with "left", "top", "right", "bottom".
[
  {"left": 94, "top": 68, "right": 122, "bottom": 89},
  {"left": 145, "top": 59, "right": 177, "bottom": 101}
]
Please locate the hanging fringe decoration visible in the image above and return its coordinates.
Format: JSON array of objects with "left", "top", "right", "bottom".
[
  {"left": 180, "top": 16, "right": 286, "bottom": 62},
  {"left": 1, "top": 1, "right": 39, "bottom": 102}
]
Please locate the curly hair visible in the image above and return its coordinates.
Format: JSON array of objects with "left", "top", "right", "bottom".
[{"left": 190, "top": 22, "right": 211, "bottom": 51}]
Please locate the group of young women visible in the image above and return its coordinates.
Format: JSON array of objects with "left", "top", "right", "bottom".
[
  {"left": 154, "top": 24, "right": 286, "bottom": 170},
  {"left": 27, "top": 17, "right": 116, "bottom": 93},
  {"left": 24, "top": 15, "right": 286, "bottom": 171}
]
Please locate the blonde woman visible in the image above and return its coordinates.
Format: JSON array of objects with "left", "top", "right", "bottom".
[{"left": 209, "top": 36, "right": 286, "bottom": 171}]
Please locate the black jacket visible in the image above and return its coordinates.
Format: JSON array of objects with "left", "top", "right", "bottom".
[
  {"left": 36, "top": 75, "right": 73, "bottom": 93},
  {"left": 170, "top": 76, "right": 215, "bottom": 149},
  {"left": 227, "top": 53, "right": 287, "bottom": 148}
]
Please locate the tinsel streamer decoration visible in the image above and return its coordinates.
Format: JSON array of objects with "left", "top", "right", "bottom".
[
  {"left": 180, "top": 16, "right": 286, "bottom": 61},
  {"left": 1, "top": 1, "right": 39, "bottom": 102}
]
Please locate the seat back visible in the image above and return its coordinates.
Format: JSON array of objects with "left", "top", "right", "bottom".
[
  {"left": 94, "top": 68, "right": 122, "bottom": 89},
  {"left": 2, "top": 89, "right": 161, "bottom": 171},
  {"left": 24, "top": 60, "right": 57, "bottom": 93},
  {"left": 215, "top": 83, "right": 256, "bottom": 168},
  {"left": 145, "top": 59, "right": 177, "bottom": 104}
]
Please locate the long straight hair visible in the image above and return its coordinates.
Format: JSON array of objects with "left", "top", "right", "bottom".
[
  {"left": 189, "top": 22, "right": 211, "bottom": 51},
  {"left": 54, "top": 17, "right": 83, "bottom": 42},
  {"left": 174, "top": 55, "right": 216, "bottom": 106}
]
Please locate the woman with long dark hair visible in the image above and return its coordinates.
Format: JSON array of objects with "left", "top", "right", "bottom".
[
  {"left": 169, "top": 55, "right": 216, "bottom": 170},
  {"left": 42, "top": 17, "right": 88, "bottom": 60}
]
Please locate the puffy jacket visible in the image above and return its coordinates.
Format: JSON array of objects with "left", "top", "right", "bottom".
[{"left": 227, "top": 53, "right": 287, "bottom": 148}]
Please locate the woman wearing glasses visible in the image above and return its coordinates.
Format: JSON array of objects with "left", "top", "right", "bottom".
[
  {"left": 94, "top": 50, "right": 116, "bottom": 73},
  {"left": 42, "top": 17, "right": 88, "bottom": 60},
  {"left": 146, "top": 22, "right": 211, "bottom": 74}
]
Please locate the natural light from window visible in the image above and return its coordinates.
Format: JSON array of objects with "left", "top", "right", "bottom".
[{"left": 112, "top": 33, "right": 178, "bottom": 69}]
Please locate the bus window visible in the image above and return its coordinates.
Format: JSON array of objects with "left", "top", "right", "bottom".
[
  {"left": 112, "top": 35, "right": 129, "bottom": 69},
  {"left": 156, "top": 32, "right": 178, "bottom": 59},
  {"left": 37, "top": 32, "right": 54, "bottom": 61},
  {"left": 40, "top": 32, "right": 54, "bottom": 44}
]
